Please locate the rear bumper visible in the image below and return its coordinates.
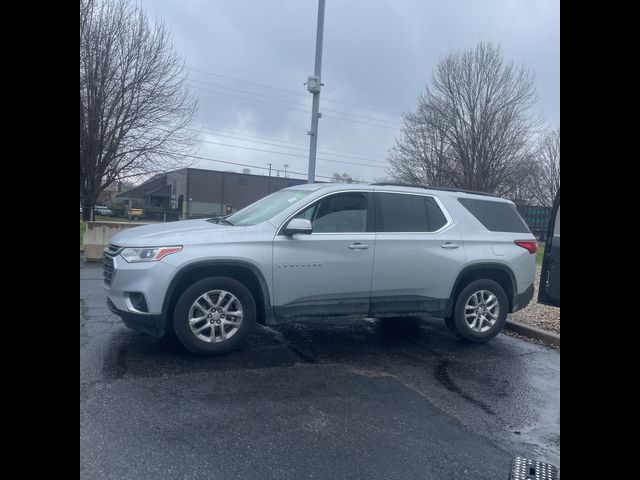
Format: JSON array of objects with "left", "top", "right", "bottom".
[
  {"left": 107, "top": 298, "right": 167, "bottom": 338},
  {"left": 512, "top": 283, "right": 535, "bottom": 313}
]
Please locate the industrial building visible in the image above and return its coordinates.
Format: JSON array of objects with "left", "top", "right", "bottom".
[{"left": 117, "top": 167, "right": 307, "bottom": 217}]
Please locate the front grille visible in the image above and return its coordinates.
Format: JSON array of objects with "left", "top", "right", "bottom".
[
  {"left": 103, "top": 251, "right": 115, "bottom": 286},
  {"left": 103, "top": 244, "right": 122, "bottom": 286}
]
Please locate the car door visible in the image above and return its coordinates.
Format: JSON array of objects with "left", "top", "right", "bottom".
[
  {"left": 538, "top": 190, "right": 560, "bottom": 306},
  {"left": 370, "top": 191, "right": 466, "bottom": 317},
  {"left": 272, "top": 191, "right": 375, "bottom": 319}
]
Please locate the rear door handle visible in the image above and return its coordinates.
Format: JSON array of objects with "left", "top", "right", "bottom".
[
  {"left": 349, "top": 243, "right": 370, "bottom": 250},
  {"left": 441, "top": 242, "right": 459, "bottom": 249}
]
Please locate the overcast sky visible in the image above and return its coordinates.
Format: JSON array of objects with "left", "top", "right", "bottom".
[{"left": 139, "top": 0, "right": 559, "bottom": 182}]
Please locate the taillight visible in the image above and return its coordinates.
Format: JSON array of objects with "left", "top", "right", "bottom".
[{"left": 514, "top": 240, "right": 538, "bottom": 254}]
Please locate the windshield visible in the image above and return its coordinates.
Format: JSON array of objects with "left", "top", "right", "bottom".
[{"left": 226, "top": 189, "right": 311, "bottom": 226}]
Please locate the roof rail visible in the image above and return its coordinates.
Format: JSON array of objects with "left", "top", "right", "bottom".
[{"left": 371, "top": 182, "right": 495, "bottom": 197}]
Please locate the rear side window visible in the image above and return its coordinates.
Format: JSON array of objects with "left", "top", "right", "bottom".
[
  {"left": 458, "top": 198, "right": 530, "bottom": 233},
  {"left": 376, "top": 193, "right": 448, "bottom": 232}
]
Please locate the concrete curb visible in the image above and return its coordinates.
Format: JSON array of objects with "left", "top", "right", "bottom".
[{"left": 505, "top": 320, "right": 560, "bottom": 347}]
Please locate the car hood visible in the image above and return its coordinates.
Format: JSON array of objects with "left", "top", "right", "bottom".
[{"left": 110, "top": 219, "right": 248, "bottom": 246}]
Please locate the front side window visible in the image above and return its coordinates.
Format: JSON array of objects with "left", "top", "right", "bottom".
[
  {"left": 375, "top": 193, "right": 448, "bottom": 232},
  {"left": 295, "top": 193, "right": 368, "bottom": 233}
]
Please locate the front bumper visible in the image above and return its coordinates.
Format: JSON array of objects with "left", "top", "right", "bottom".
[
  {"left": 106, "top": 298, "right": 167, "bottom": 337},
  {"left": 102, "top": 250, "right": 177, "bottom": 336}
]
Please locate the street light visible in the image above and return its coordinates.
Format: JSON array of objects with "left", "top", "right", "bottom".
[{"left": 306, "top": 0, "right": 326, "bottom": 183}]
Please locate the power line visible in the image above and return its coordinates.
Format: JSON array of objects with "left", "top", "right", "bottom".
[
  {"left": 187, "top": 82, "right": 402, "bottom": 129},
  {"left": 187, "top": 67, "right": 308, "bottom": 98},
  {"left": 152, "top": 123, "right": 389, "bottom": 162},
  {"left": 188, "top": 78, "right": 312, "bottom": 107},
  {"left": 189, "top": 83, "right": 400, "bottom": 131},
  {"left": 312, "top": 96, "right": 403, "bottom": 118},
  {"left": 184, "top": 127, "right": 389, "bottom": 165},
  {"left": 320, "top": 114, "right": 401, "bottom": 131},
  {"left": 187, "top": 77, "right": 400, "bottom": 126},
  {"left": 188, "top": 83, "right": 401, "bottom": 131},
  {"left": 188, "top": 83, "right": 311, "bottom": 115},
  {"left": 195, "top": 138, "right": 387, "bottom": 169},
  {"left": 166, "top": 151, "right": 361, "bottom": 182},
  {"left": 186, "top": 66, "right": 403, "bottom": 117},
  {"left": 190, "top": 125, "right": 388, "bottom": 159}
]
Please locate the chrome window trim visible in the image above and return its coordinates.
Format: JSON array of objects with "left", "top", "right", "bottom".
[{"left": 276, "top": 189, "right": 455, "bottom": 235}]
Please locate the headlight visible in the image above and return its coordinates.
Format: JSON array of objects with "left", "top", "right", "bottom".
[{"left": 120, "top": 246, "right": 182, "bottom": 263}]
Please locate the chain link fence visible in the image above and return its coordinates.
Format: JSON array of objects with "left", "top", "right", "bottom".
[
  {"left": 515, "top": 204, "right": 552, "bottom": 241},
  {"left": 81, "top": 206, "right": 226, "bottom": 223}
]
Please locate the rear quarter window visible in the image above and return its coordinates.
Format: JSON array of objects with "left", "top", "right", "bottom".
[{"left": 458, "top": 198, "right": 530, "bottom": 233}]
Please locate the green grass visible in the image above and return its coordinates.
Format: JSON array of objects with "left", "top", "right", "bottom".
[{"left": 536, "top": 242, "right": 545, "bottom": 265}]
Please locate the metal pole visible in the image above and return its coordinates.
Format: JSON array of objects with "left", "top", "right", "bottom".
[
  {"left": 220, "top": 173, "right": 225, "bottom": 215},
  {"left": 307, "top": 0, "right": 326, "bottom": 183},
  {"left": 268, "top": 163, "right": 272, "bottom": 194}
]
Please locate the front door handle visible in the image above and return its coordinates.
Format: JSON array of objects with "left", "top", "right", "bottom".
[
  {"left": 441, "top": 242, "right": 459, "bottom": 249},
  {"left": 348, "top": 243, "right": 370, "bottom": 250}
]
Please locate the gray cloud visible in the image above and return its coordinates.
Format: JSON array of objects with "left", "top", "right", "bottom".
[{"left": 140, "top": 0, "right": 559, "bottom": 182}]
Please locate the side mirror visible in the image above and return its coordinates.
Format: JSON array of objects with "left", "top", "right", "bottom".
[{"left": 283, "top": 218, "right": 312, "bottom": 235}]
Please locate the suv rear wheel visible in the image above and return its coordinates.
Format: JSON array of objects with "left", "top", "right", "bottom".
[
  {"left": 173, "top": 276, "right": 256, "bottom": 355},
  {"left": 452, "top": 279, "right": 508, "bottom": 342}
]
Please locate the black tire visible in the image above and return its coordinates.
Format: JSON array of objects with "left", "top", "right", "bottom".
[
  {"left": 453, "top": 279, "right": 508, "bottom": 343},
  {"left": 173, "top": 276, "right": 256, "bottom": 355}
]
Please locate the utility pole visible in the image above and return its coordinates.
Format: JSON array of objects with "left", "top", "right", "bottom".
[
  {"left": 306, "top": 0, "right": 326, "bottom": 183},
  {"left": 267, "top": 163, "right": 272, "bottom": 194}
]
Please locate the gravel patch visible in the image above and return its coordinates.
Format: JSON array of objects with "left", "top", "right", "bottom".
[
  {"left": 508, "top": 265, "right": 560, "bottom": 335},
  {"left": 503, "top": 329, "right": 559, "bottom": 350}
]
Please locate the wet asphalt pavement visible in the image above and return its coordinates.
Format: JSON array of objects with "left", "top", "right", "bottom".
[{"left": 80, "top": 262, "right": 559, "bottom": 480}]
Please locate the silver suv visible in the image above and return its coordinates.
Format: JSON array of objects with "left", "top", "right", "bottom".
[{"left": 103, "top": 183, "right": 537, "bottom": 355}]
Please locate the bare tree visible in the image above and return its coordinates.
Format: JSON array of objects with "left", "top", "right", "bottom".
[
  {"left": 528, "top": 127, "right": 560, "bottom": 206},
  {"left": 331, "top": 172, "right": 356, "bottom": 183},
  {"left": 80, "top": 0, "right": 197, "bottom": 220},
  {"left": 388, "top": 42, "right": 541, "bottom": 198}
]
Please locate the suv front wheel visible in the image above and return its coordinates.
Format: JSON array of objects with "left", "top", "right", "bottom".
[
  {"left": 452, "top": 279, "right": 508, "bottom": 342},
  {"left": 173, "top": 276, "right": 256, "bottom": 355}
]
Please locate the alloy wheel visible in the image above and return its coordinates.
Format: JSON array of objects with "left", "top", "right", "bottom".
[
  {"left": 464, "top": 290, "right": 500, "bottom": 333},
  {"left": 188, "top": 290, "right": 244, "bottom": 343}
]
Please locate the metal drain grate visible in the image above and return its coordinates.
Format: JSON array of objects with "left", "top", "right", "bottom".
[{"left": 510, "top": 457, "right": 559, "bottom": 480}]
